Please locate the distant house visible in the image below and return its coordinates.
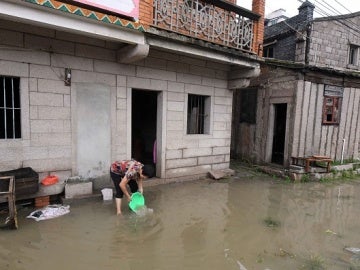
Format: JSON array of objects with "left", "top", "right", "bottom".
[
  {"left": 0, "top": 0, "right": 265, "bottom": 198},
  {"left": 265, "top": 9, "right": 289, "bottom": 27},
  {"left": 231, "top": 0, "right": 360, "bottom": 167}
]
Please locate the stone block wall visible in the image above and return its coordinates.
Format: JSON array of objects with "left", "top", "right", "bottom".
[
  {"left": 0, "top": 19, "right": 232, "bottom": 182},
  {"left": 308, "top": 15, "right": 360, "bottom": 69}
]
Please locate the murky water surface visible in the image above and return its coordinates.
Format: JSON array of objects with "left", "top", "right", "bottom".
[{"left": 1, "top": 167, "right": 360, "bottom": 270}]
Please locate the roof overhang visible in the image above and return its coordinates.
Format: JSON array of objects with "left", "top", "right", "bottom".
[
  {"left": 0, "top": 0, "right": 146, "bottom": 45},
  {"left": 146, "top": 33, "right": 261, "bottom": 69}
]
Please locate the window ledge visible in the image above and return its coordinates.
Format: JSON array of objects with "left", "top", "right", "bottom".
[{"left": 346, "top": 64, "right": 360, "bottom": 70}]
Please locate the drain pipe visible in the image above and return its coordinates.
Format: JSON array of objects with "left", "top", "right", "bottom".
[{"left": 341, "top": 138, "right": 346, "bottom": 164}]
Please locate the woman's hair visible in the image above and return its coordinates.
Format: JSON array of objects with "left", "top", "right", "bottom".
[{"left": 142, "top": 164, "right": 155, "bottom": 178}]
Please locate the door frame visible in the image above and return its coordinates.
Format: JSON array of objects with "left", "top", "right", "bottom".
[
  {"left": 265, "top": 99, "right": 291, "bottom": 166},
  {"left": 128, "top": 88, "right": 166, "bottom": 178}
]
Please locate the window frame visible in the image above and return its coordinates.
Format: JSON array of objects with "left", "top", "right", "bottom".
[
  {"left": 186, "top": 94, "right": 211, "bottom": 135},
  {"left": 0, "top": 76, "right": 21, "bottom": 139},
  {"left": 348, "top": 44, "right": 359, "bottom": 66},
  {"left": 263, "top": 46, "right": 274, "bottom": 58},
  {"left": 322, "top": 85, "right": 343, "bottom": 125},
  {"left": 239, "top": 88, "right": 257, "bottom": 124}
]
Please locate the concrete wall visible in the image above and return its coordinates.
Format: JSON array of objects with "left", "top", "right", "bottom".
[
  {"left": 0, "top": 19, "right": 232, "bottom": 183},
  {"left": 231, "top": 65, "right": 298, "bottom": 165}
]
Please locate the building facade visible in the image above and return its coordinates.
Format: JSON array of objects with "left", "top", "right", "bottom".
[
  {"left": 0, "top": 0, "right": 265, "bottom": 197},
  {"left": 232, "top": 1, "right": 360, "bottom": 167}
]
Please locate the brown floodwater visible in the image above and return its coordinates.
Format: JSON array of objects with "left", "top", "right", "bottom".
[{"left": 1, "top": 167, "right": 360, "bottom": 270}]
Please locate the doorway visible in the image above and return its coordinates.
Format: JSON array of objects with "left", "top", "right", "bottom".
[
  {"left": 271, "top": 103, "right": 287, "bottom": 164},
  {"left": 132, "top": 89, "right": 157, "bottom": 175}
]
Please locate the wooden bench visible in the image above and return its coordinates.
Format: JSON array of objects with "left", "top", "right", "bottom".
[{"left": 291, "top": 155, "right": 333, "bottom": 173}]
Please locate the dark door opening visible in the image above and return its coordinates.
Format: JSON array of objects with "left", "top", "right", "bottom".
[
  {"left": 271, "top": 103, "right": 287, "bottom": 165},
  {"left": 132, "top": 90, "right": 157, "bottom": 171}
]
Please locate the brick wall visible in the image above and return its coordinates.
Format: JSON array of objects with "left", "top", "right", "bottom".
[
  {"left": 252, "top": 0, "right": 265, "bottom": 55},
  {"left": 139, "top": 0, "right": 153, "bottom": 26}
]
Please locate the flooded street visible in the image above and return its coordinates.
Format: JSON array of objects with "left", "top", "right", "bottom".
[{"left": 1, "top": 167, "right": 360, "bottom": 270}]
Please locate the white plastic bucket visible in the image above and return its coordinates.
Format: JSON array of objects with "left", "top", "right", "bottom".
[{"left": 101, "top": 188, "right": 113, "bottom": 201}]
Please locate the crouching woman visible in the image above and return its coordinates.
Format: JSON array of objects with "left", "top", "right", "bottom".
[{"left": 110, "top": 160, "right": 154, "bottom": 215}]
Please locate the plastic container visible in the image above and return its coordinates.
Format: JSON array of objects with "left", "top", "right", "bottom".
[
  {"left": 101, "top": 188, "right": 113, "bottom": 201},
  {"left": 41, "top": 175, "right": 59, "bottom": 186},
  {"left": 129, "top": 192, "right": 145, "bottom": 212}
]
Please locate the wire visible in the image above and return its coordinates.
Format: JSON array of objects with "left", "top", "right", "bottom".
[
  {"left": 314, "top": 0, "right": 360, "bottom": 33},
  {"left": 310, "top": 0, "right": 360, "bottom": 39},
  {"left": 334, "top": 0, "right": 352, "bottom": 13}
]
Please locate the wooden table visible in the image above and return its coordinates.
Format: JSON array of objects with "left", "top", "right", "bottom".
[{"left": 291, "top": 155, "right": 332, "bottom": 173}]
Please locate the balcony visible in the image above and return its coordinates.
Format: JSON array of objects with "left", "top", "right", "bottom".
[{"left": 153, "top": 0, "right": 261, "bottom": 53}]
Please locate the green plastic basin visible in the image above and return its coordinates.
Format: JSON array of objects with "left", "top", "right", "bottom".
[{"left": 129, "top": 192, "right": 145, "bottom": 212}]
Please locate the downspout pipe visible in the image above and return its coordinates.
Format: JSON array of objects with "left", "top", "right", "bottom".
[{"left": 305, "top": 22, "right": 312, "bottom": 65}]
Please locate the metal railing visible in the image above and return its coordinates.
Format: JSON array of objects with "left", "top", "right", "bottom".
[{"left": 153, "top": 0, "right": 259, "bottom": 52}]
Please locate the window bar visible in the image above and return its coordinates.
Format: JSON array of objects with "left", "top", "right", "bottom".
[
  {"left": 196, "top": 96, "right": 200, "bottom": 133},
  {"left": 200, "top": 96, "right": 204, "bottom": 134},
  {"left": 193, "top": 96, "right": 196, "bottom": 134},
  {"left": 11, "top": 78, "right": 15, "bottom": 139},
  {"left": 3, "top": 77, "right": 6, "bottom": 139}
]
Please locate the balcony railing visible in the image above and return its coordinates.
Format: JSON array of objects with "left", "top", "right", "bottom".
[{"left": 153, "top": 0, "right": 260, "bottom": 52}]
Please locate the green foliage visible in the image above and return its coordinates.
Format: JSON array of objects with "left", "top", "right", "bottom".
[
  {"left": 283, "top": 175, "right": 292, "bottom": 183},
  {"left": 300, "top": 254, "right": 325, "bottom": 270},
  {"left": 331, "top": 158, "right": 355, "bottom": 166},
  {"left": 341, "top": 170, "right": 355, "bottom": 179},
  {"left": 301, "top": 174, "right": 311, "bottom": 182}
]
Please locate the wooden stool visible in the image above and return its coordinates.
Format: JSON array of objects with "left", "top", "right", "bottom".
[{"left": 0, "top": 176, "right": 18, "bottom": 229}]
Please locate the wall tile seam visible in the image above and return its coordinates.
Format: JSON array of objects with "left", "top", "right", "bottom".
[{"left": 134, "top": 73, "right": 177, "bottom": 82}]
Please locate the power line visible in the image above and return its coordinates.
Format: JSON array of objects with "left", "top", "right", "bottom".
[
  {"left": 315, "top": 0, "right": 360, "bottom": 33},
  {"left": 305, "top": 0, "right": 360, "bottom": 39},
  {"left": 334, "top": 0, "right": 351, "bottom": 13}
]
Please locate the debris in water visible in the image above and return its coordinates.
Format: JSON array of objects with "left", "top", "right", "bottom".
[
  {"left": 345, "top": 247, "right": 360, "bottom": 255},
  {"left": 236, "top": 260, "right": 247, "bottom": 270},
  {"left": 325, "top": 229, "right": 337, "bottom": 235},
  {"left": 276, "top": 248, "right": 295, "bottom": 258},
  {"left": 27, "top": 204, "right": 70, "bottom": 221}
]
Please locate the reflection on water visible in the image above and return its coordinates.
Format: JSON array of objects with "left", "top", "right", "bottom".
[{"left": 1, "top": 169, "right": 360, "bottom": 270}]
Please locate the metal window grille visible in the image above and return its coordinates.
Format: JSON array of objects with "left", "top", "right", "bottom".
[
  {"left": 0, "top": 76, "right": 21, "bottom": 139},
  {"left": 187, "top": 94, "right": 206, "bottom": 134}
]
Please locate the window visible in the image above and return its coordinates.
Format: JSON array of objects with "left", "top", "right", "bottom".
[
  {"left": 349, "top": 44, "right": 359, "bottom": 66},
  {"left": 0, "top": 76, "right": 21, "bottom": 139},
  {"left": 322, "top": 85, "right": 342, "bottom": 125},
  {"left": 263, "top": 46, "right": 274, "bottom": 58},
  {"left": 187, "top": 94, "right": 210, "bottom": 134},
  {"left": 239, "top": 89, "right": 257, "bottom": 124}
]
